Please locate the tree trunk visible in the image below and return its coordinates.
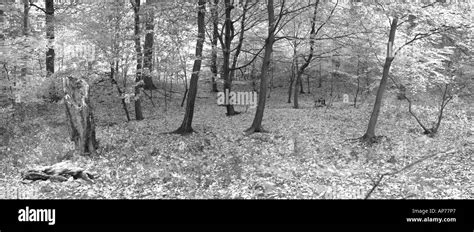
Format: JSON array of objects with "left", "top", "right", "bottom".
[
  {"left": 354, "top": 58, "right": 360, "bottom": 108},
  {"left": 294, "top": 72, "right": 302, "bottom": 108},
  {"left": 173, "top": 0, "right": 206, "bottom": 135},
  {"left": 63, "top": 76, "right": 98, "bottom": 155},
  {"left": 222, "top": 0, "right": 237, "bottom": 116},
  {"left": 45, "top": 0, "right": 54, "bottom": 76},
  {"left": 210, "top": 0, "right": 219, "bottom": 92},
  {"left": 245, "top": 0, "right": 275, "bottom": 134},
  {"left": 433, "top": 84, "right": 452, "bottom": 134},
  {"left": 293, "top": 1, "right": 318, "bottom": 109},
  {"left": 181, "top": 88, "right": 188, "bottom": 108},
  {"left": 268, "top": 60, "right": 274, "bottom": 99},
  {"left": 318, "top": 63, "right": 323, "bottom": 88},
  {"left": 45, "top": 0, "right": 56, "bottom": 101},
  {"left": 132, "top": 0, "right": 144, "bottom": 121},
  {"left": 288, "top": 44, "right": 297, "bottom": 104},
  {"left": 109, "top": 63, "right": 130, "bottom": 121},
  {"left": 354, "top": 76, "right": 360, "bottom": 108},
  {"left": 12, "top": 0, "right": 30, "bottom": 122},
  {"left": 229, "top": 0, "right": 249, "bottom": 82},
  {"left": 299, "top": 76, "right": 305, "bottom": 94},
  {"left": 361, "top": 17, "right": 398, "bottom": 144},
  {"left": 21, "top": 0, "right": 29, "bottom": 76},
  {"left": 288, "top": 79, "right": 294, "bottom": 103},
  {"left": 403, "top": 84, "right": 453, "bottom": 136},
  {"left": 142, "top": 2, "right": 157, "bottom": 91},
  {"left": 307, "top": 74, "right": 311, "bottom": 94},
  {"left": 288, "top": 61, "right": 295, "bottom": 103},
  {"left": 0, "top": 8, "right": 4, "bottom": 41}
]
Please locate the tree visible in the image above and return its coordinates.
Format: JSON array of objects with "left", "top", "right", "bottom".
[
  {"left": 293, "top": 0, "right": 320, "bottom": 109},
  {"left": 142, "top": 0, "right": 157, "bottom": 91},
  {"left": 216, "top": 0, "right": 259, "bottom": 116},
  {"left": 286, "top": 25, "right": 300, "bottom": 103},
  {"left": 359, "top": 2, "right": 469, "bottom": 143},
  {"left": 220, "top": 0, "right": 238, "bottom": 116},
  {"left": 361, "top": 16, "right": 398, "bottom": 144},
  {"left": 245, "top": 0, "right": 277, "bottom": 134},
  {"left": 209, "top": 0, "right": 219, "bottom": 93},
  {"left": 394, "top": 29, "right": 472, "bottom": 136},
  {"left": 131, "top": 0, "right": 144, "bottom": 121},
  {"left": 279, "top": 0, "right": 349, "bottom": 106},
  {"left": 45, "top": 0, "right": 56, "bottom": 101},
  {"left": 21, "top": 0, "right": 30, "bottom": 77},
  {"left": 229, "top": 0, "right": 255, "bottom": 82},
  {"left": 173, "top": 0, "right": 206, "bottom": 135}
]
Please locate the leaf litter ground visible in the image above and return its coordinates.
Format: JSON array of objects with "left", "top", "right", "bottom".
[{"left": 0, "top": 86, "right": 472, "bottom": 199}]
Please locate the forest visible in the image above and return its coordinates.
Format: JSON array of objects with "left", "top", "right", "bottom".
[{"left": 0, "top": 0, "right": 472, "bottom": 199}]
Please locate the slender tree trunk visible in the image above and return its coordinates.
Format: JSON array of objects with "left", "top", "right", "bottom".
[
  {"left": 0, "top": 9, "right": 5, "bottom": 103},
  {"left": 143, "top": 2, "right": 157, "bottom": 90},
  {"left": 229, "top": 0, "right": 249, "bottom": 81},
  {"left": 288, "top": 45, "right": 297, "bottom": 104},
  {"left": 164, "top": 72, "right": 168, "bottom": 112},
  {"left": 222, "top": 0, "right": 237, "bottom": 116},
  {"left": 299, "top": 76, "right": 305, "bottom": 94},
  {"left": 404, "top": 95, "right": 431, "bottom": 134},
  {"left": 354, "top": 77, "right": 360, "bottom": 108},
  {"left": 12, "top": 0, "right": 30, "bottom": 122},
  {"left": 110, "top": 63, "right": 130, "bottom": 121},
  {"left": 245, "top": 0, "right": 275, "bottom": 134},
  {"left": 403, "top": 84, "right": 453, "bottom": 136},
  {"left": 45, "top": 0, "right": 54, "bottom": 76},
  {"left": 268, "top": 60, "right": 274, "bottom": 99},
  {"left": 354, "top": 58, "right": 360, "bottom": 108},
  {"left": 288, "top": 79, "right": 294, "bottom": 103},
  {"left": 294, "top": 72, "right": 302, "bottom": 108},
  {"left": 173, "top": 0, "right": 206, "bottom": 135},
  {"left": 210, "top": 0, "right": 219, "bottom": 92},
  {"left": 181, "top": 55, "right": 189, "bottom": 107},
  {"left": 181, "top": 88, "right": 188, "bottom": 107},
  {"left": 21, "top": 0, "right": 29, "bottom": 77},
  {"left": 45, "top": 0, "right": 56, "bottom": 101},
  {"left": 0, "top": 8, "right": 4, "bottom": 42},
  {"left": 433, "top": 84, "right": 452, "bottom": 134},
  {"left": 318, "top": 63, "right": 323, "bottom": 88},
  {"left": 307, "top": 74, "right": 311, "bottom": 94},
  {"left": 293, "top": 1, "right": 318, "bottom": 109},
  {"left": 111, "top": 8, "right": 129, "bottom": 117},
  {"left": 170, "top": 72, "right": 174, "bottom": 101},
  {"left": 132, "top": 0, "right": 144, "bottom": 120},
  {"left": 251, "top": 62, "right": 257, "bottom": 92},
  {"left": 288, "top": 62, "right": 295, "bottom": 103},
  {"left": 361, "top": 17, "right": 398, "bottom": 143}
]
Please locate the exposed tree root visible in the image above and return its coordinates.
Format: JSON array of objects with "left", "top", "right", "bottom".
[
  {"left": 359, "top": 134, "right": 385, "bottom": 145},
  {"left": 170, "top": 127, "right": 196, "bottom": 136},
  {"left": 245, "top": 126, "right": 268, "bottom": 135}
]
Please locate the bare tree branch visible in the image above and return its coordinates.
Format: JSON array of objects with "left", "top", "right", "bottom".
[{"left": 365, "top": 147, "right": 457, "bottom": 199}]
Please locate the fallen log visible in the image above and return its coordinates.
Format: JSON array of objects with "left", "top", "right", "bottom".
[{"left": 22, "top": 161, "right": 95, "bottom": 184}]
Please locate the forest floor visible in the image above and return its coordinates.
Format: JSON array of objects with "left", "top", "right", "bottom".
[{"left": 0, "top": 80, "right": 473, "bottom": 199}]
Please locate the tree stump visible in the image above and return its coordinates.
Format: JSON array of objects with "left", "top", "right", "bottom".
[{"left": 63, "top": 75, "right": 98, "bottom": 156}]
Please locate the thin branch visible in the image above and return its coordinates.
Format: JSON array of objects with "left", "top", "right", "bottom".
[
  {"left": 394, "top": 25, "right": 465, "bottom": 57},
  {"left": 404, "top": 95, "right": 431, "bottom": 133},
  {"left": 364, "top": 147, "right": 457, "bottom": 199},
  {"left": 29, "top": 3, "right": 48, "bottom": 14}
]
